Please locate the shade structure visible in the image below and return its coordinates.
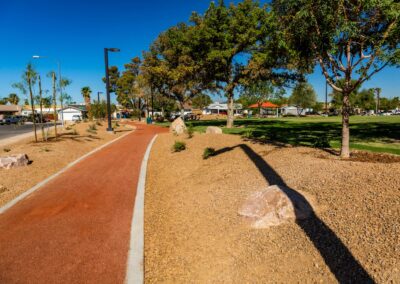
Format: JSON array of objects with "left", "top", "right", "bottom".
[{"left": 248, "top": 102, "right": 279, "bottom": 109}]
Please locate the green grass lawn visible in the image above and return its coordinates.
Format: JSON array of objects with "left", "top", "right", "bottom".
[{"left": 159, "top": 116, "right": 400, "bottom": 155}]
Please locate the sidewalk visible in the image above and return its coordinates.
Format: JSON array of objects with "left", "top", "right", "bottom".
[{"left": 0, "top": 123, "right": 167, "bottom": 283}]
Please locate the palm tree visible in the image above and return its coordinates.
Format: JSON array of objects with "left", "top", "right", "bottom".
[
  {"left": 81, "top": 86, "right": 92, "bottom": 119},
  {"left": 12, "top": 63, "right": 38, "bottom": 142},
  {"left": 8, "top": 93, "right": 19, "bottom": 105}
]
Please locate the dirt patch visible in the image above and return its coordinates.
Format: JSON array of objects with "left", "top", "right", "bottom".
[
  {"left": 145, "top": 133, "right": 400, "bottom": 283},
  {"left": 312, "top": 148, "right": 400, "bottom": 164},
  {"left": 0, "top": 121, "right": 133, "bottom": 207}
]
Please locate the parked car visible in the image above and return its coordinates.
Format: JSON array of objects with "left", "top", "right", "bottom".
[
  {"left": 71, "top": 115, "right": 82, "bottom": 121},
  {"left": 4, "top": 115, "right": 24, "bottom": 125}
]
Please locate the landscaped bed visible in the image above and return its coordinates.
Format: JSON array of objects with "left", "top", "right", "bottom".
[
  {"left": 0, "top": 121, "right": 134, "bottom": 207},
  {"left": 144, "top": 132, "right": 400, "bottom": 283}
]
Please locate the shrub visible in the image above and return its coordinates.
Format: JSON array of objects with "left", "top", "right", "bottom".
[
  {"left": 88, "top": 124, "right": 97, "bottom": 131},
  {"left": 203, "top": 147, "right": 216, "bottom": 160},
  {"left": 186, "top": 125, "right": 194, "bottom": 139},
  {"left": 96, "top": 121, "right": 103, "bottom": 126},
  {"left": 313, "top": 136, "right": 331, "bottom": 148},
  {"left": 242, "top": 129, "right": 253, "bottom": 139},
  {"left": 112, "top": 121, "right": 119, "bottom": 128},
  {"left": 71, "top": 129, "right": 79, "bottom": 136},
  {"left": 65, "top": 126, "right": 72, "bottom": 130},
  {"left": 172, "top": 141, "right": 186, "bottom": 152},
  {"left": 3, "top": 148, "right": 11, "bottom": 153}
]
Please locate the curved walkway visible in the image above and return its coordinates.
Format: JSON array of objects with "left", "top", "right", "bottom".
[{"left": 0, "top": 123, "right": 167, "bottom": 283}]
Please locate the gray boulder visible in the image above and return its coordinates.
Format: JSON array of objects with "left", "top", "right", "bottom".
[
  {"left": 206, "top": 126, "right": 223, "bottom": 134},
  {"left": 170, "top": 117, "right": 187, "bottom": 135},
  {"left": 238, "top": 185, "right": 312, "bottom": 229},
  {"left": 0, "top": 154, "right": 29, "bottom": 170}
]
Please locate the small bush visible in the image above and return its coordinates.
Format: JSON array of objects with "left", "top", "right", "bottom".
[
  {"left": 88, "top": 124, "right": 97, "bottom": 131},
  {"left": 186, "top": 125, "right": 194, "bottom": 139},
  {"left": 96, "top": 121, "right": 103, "bottom": 126},
  {"left": 112, "top": 121, "right": 119, "bottom": 128},
  {"left": 203, "top": 147, "right": 216, "bottom": 159},
  {"left": 242, "top": 129, "right": 253, "bottom": 139},
  {"left": 40, "top": 147, "right": 51, "bottom": 152},
  {"left": 65, "top": 126, "right": 72, "bottom": 131},
  {"left": 172, "top": 141, "right": 186, "bottom": 152},
  {"left": 3, "top": 148, "right": 11, "bottom": 153},
  {"left": 71, "top": 129, "right": 79, "bottom": 136},
  {"left": 313, "top": 136, "right": 330, "bottom": 148}
]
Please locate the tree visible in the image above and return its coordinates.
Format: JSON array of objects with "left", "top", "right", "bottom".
[
  {"left": 102, "top": 66, "right": 120, "bottom": 93},
  {"left": 12, "top": 63, "right": 38, "bottom": 142},
  {"left": 191, "top": 94, "right": 212, "bottom": 109},
  {"left": 142, "top": 23, "right": 208, "bottom": 118},
  {"left": 81, "top": 86, "right": 92, "bottom": 119},
  {"left": 8, "top": 93, "right": 19, "bottom": 105},
  {"left": 273, "top": 0, "right": 400, "bottom": 157},
  {"left": 239, "top": 81, "right": 286, "bottom": 110},
  {"left": 190, "top": 0, "right": 299, "bottom": 128},
  {"left": 116, "top": 57, "right": 142, "bottom": 109},
  {"left": 289, "top": 82, "right": 317, "bottom": 115}
]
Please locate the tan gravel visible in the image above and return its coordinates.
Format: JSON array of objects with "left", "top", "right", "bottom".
[
  {"left": 145, "top": 132, "right": 400, "bottom": 283},
  {"left": 0, "top": 121, "right": 133, "bottom": 207}
]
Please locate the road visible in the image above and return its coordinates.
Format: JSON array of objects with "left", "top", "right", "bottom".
[{"left": 0, "top": 123, "right": 58, "bottom": 141}]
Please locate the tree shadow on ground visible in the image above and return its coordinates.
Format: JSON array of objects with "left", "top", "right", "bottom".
[{"left": 212, "top": 144, "right": 375, "bottom": 283}]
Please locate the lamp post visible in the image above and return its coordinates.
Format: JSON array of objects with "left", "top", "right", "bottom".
[
  {"left": 97, "top": 91, "right": 103, "bottom": 103},
  {"left": 104, "top": 48, "right": 120, "bottom": 132}
]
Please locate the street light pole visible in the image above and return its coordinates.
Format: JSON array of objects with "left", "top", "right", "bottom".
[
  {"left": 97, "top": 91, "right": 103, "bottom": 103},
  {"left": 104, "top": 48, "right": 120, "bottom": 132}
]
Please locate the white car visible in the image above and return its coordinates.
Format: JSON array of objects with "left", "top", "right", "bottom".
[{"left": 71, "top": 115, "right": 82, "bottom": 121}]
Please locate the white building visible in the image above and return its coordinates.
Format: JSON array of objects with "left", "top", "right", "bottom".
[
  {"left": 58, "top": 105, "right": 87, "bottom": 121},
  {"left": 203, "top": 102, "right": 243, "bottom": 115},
  {"left": 281, "top": 106, "right": 313, "bottom": 116}
]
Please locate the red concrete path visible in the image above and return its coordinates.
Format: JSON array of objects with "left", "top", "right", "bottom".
[{"left": 0, "top": 123, "right": 167, "bottom": 284}]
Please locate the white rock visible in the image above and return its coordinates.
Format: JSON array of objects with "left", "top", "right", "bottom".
[
  {"left": 206, "top": 126, "right": 223, "bottom": 134},
  {"left": 170, "top": 117, "right": 187, "bottom": 135},
  {"left": 238, "top": 185, "right": 312, "bottom": 229},
  {"left": 0, "top": 154, "right": 29, "bottom": 170}
]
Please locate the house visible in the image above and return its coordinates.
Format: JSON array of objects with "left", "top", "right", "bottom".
[
  {"left": 203, "top": 102, "right": 243, "bottom": 115},
  {"left": 0, "top": 104, "right": 22, "bottom": 120},
  {"left": 58, "top": 105, "right": 87, "bottom": 121}
]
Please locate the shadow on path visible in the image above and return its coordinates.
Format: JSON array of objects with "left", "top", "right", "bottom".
[{"left": 213, "top": 144, "right": 375, "bottom": 283}]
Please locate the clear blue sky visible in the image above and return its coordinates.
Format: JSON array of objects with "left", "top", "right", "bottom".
[{"left": 1, "top": 0, "right": 399, "bottom": 104}]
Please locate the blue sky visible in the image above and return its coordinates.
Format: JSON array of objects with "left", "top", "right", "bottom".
[{"left": 1, "top": 0, "right": 399, "bottom": 104}]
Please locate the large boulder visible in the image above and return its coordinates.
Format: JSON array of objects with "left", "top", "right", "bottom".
[
  {"left": 170, "top": 117, "right": 187, "bottom": 135},
  {"left": 206, "top": 126, "right": 223, "bottom": 134},
  {"left": 238, "top": 185, "right": 312, "bottom": 229},
  {"left": 0, "top": 154, "right": 29, "bottom": 170}
]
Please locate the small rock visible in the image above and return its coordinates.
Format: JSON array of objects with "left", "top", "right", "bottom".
[
  {"left": 238, "top": 185, "right": 313, "bottom": 229},
  {"left": 0, "top": 154, "right": 29, "bottom": 170},
  {"left": 170, "top": 117, "right": 187, "bottom": 135},
  {"left": 206, "top": 126, "right": 223, "bottom": 134}
]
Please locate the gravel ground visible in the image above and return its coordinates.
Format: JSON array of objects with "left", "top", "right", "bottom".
[
  {"left": 145, "top": 132, "right": 400, "bottom": 283},
  {"left": 0, "top": 121, "right": 132, "bottom": 207}
]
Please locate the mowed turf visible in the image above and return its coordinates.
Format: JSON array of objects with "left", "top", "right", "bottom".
[{"left": 160, "top": 116, "right": 400, "bottom": 155}]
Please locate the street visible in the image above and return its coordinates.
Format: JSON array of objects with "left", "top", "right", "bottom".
[{"left": 0, "top": 123, "right": 58, "bottom": 141}]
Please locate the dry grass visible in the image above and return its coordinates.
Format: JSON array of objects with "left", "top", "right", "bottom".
[
  {"left": 145, "top": 132, "right": 400, "bottom": 283},
  {"left": 0, "top": 121, "right": 133, "bottom": 207}
]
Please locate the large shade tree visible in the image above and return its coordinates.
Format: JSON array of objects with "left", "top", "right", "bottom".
[
  {"left": 190, "top": 0, "right": 299, "bottom": 128},
  {"left": 273, "top": 0, "right": 400, "bottom": 157}
]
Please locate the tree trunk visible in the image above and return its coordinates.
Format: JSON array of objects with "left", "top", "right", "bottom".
[
  {"left": 341, "top": 93, "right": 351, "bottom": 158},
  {"left": 138, "top": 99, "right": 141, "bottom": 121},
  {"left": 52, "top": 72, "right": 57, "bottom": 140},
  {"left": 226, "top": 92, "right": 234, "bottom": 128},
  {"left": 38, "top": 76, "right": 45, "bottom": 141},
  {"left": 28, "top": 78, "right": 38, "bottom": 143}
]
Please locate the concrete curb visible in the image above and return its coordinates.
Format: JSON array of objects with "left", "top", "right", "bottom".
[
  {"left": 0, "top": 130, "right": 134, "bottom": 215},
  {"left": 125, "top": 134, "right": 158, "bottom": 284}
]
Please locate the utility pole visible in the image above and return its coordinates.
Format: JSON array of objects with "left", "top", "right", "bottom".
[
  {"left": 375, "top": 88, "right": 381, "bottom": 115},
  {"left": 38, "top": 75, "right": 45, "bottom": 141},
  {"left": 325, "top": 81, "right": 328, "bottom": 114}
]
